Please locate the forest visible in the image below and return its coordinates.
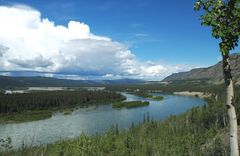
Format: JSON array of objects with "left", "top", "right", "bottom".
[{"left": 0, "top": 90, "right": 125, "bottom": 114}]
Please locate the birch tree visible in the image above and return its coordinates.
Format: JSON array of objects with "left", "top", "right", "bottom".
[{"left": 194, "top": 0, "right": 240, "bottom": 155}]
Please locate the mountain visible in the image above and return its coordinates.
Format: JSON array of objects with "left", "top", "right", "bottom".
[
  {"left": 162, "top": 53, "right": 240, "bottom": 84},
  {"left": 0, "top": 76, "right": 146, "bottom": 88}
]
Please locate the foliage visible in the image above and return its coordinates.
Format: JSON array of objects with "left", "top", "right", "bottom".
[
  {"left": 129, "top": 90, "right": 154, "bottom": 98},
  {"left": 112, "top": 101, "right": 149, "bottom": 109},
  {"left": 0, "top": 90, "right": 125, "bottom": 123},
  {"left": 152, "top": 96, "right": 164, "bottom": 101},
  {"left": 107, "top": 79, "right": 225, "bottom": 94},
  {"left": 194, "top": 0, "right": 240, "bottom": 54},
  {"left": 0, "top": 137, "right": 12, "bottom": 155},
  {"left": 0, "top": 90, "right": 125, "bottom": 114},
  {"left": 0, "top": 110, "right": 52, "bottom": 123},
  {"left": 128, "top": 90, "right": 164, "bottom": 101}
]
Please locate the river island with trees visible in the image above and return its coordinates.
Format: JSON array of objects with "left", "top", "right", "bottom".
[{"left": 0, "top": 90, "right": 125, "bottom": 123}]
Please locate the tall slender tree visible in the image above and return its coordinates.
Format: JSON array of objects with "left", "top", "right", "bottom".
[{"left": 194, "top": 0, "right": 240, "bottom": 155}]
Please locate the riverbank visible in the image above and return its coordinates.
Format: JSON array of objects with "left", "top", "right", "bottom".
[
  {"left": 173, "top": 91, "right": 212, "bottom": 98},
  {"left": 0, "top": 110, "right": 52, "bottom": 124},
  {"left": 112, "top": 101, "right": 149, "bottom": 109},
  {"left": 1, "top": 91, "right": 233, "bottom": 156}
]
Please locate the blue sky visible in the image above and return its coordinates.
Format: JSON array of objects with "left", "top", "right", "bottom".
[
  {"left": 10, "top": 0, "right": 218, "bottom": 64},
  {"left": 0, "top": 0, "right": 239, "bottom": 80}
]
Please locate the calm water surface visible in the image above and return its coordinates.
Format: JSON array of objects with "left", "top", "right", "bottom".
[{"left": 0, "top": 92, "right": 205, "bottom": 148}]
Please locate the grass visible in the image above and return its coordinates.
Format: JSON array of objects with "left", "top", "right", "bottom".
[
  {"left": 58, "top": 107, "right": 75, "bottom": 115},
  {"left": 0, "top": 110, "right": 52, "bottom": 124},
  {"left": 152, "top": 96, "right": 164, "bottom": 101},
  {"left": 112, "top": 101, "right": 149, "bottom": 109},
  {"left": 0, "top": 106, "right": 77, "bottom": 123},
  {"left": 63, "top": 110, "right": 72, "bottom": 115}
]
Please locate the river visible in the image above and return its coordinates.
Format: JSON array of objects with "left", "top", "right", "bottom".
[{"left": 0, "top": 92, "right": 205, "bottom": 149}]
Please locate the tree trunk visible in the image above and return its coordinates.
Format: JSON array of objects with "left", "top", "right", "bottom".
[{"left": 222, "top": 53, "right": 239, "bottom": 156}]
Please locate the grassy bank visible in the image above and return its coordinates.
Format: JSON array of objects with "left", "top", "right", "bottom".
[
  {"left": 112, "top": 101, "right": 149, "bottom": 109},
  {"left": 0, "top": 110, "right": 52, "bottom": 124},
  {"left": 152, "top": 96, "right": 164, "bottom": 101}
]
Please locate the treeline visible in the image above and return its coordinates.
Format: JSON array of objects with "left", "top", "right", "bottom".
[
  {"left": 0, "top": 91, "right": 125, "bottom": 114},
  {"left": 107, "top": 79, "right": 226, "bottom": 94}
]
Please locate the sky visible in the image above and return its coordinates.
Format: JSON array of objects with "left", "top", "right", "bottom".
[{"left": 0, "top": 0, "right": 239, "bottom": 80}]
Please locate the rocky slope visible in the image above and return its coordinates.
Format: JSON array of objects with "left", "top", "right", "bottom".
[{"left": 163, "top": 53, "right": 240, "bottom": 84}]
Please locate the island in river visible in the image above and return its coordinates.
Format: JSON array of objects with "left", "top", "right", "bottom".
[
  {"left": 0, "top": 90, "right": 125, "bottom": 123},
  {"left": 112, "top": 101, "right": 150, "bottom": 109}
]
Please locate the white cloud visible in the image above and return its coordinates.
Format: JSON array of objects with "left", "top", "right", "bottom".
[{"left": 0, "top": 5, "right": 197, "bottom": 80}]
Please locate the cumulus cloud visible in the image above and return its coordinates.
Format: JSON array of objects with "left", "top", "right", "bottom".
[
  {"left": 0, "top": 44, "right": 8, "bottom": 57},
  {"left": 0, "top": 5, "right": 196, "bottom": 80}
]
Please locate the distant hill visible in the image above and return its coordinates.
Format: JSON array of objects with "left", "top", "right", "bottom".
[
  {"left": 0, "top": 76, "right": 146, "bottom": 88},
  {"left": 162, "top": 53, "right": 240, "bottom": 84}
]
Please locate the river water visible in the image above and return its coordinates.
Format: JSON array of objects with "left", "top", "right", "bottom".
[{"left": 0, "top": 92, "right": 205, "bottom": 148}]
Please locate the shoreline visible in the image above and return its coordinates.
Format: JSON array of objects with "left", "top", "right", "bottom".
[
  {"left": 173, "top": 91, "right": 212, "bottom": 99},
  {"left": 0, "top": 98, "right": 125, "bottom": 124}
]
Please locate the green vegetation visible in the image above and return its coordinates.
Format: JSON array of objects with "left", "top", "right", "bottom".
[
  {"left": 129, "top": 90, "right": 152, "bottom": 98},
  {"left": 59, "top": 107, "right": 75, "bottom": 115},
  {"left": 0, "top": 90, "right": 125, "bottom": 123},
  {"left": 0, "top": 90, "right": 125, "bottom": 113},
  {"left": 1, "top": 83, "right": 239, "bottom": 155},
  {"left": 0, "top": 110, "right": 52, "bottom": 124},
  {"left": 2, "top": 87, "right": 239, "bottom": 155},
  {"left": 112, "top": 101, "right": 149, "bottom": 109},
  {"left": 63, "top": 110, "right": 72, "bottom": 115},
  {"left": 152, "top": 96, "right": 164, "bottom": 101},
  {"left": 107, "top": 79, "right": 225, "bottom": 93},
  {"left": 195, "top": 1, "right": 240, "bottom": 154},
  {"left": 129, "top": 90, "right": 164, "bottom": 101}
]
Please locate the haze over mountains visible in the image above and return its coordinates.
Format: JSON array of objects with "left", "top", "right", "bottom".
[
  {"left": 1, "top": 53, "right": 239, "bottom": 88},
  {"left": 163, "top": 53, "right": 240, "bottom": 84},
  {"left": 0, "top": 76, "right": 146, "bottom": 88}
]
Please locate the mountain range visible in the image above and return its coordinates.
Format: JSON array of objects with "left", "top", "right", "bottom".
[
  {"left": 162, "top": 53, "right": 240, "bottom": 85},
  {"left": 0, "top": 76, "right": 146, "bottom": 88}
]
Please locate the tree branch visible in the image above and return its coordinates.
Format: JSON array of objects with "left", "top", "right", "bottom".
[{"left": 199, "top": 0, "right": 211, "bottom": 13}]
